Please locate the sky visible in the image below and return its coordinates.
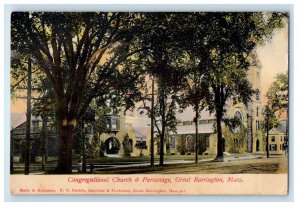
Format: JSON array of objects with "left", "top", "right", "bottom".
[{"left": 256, "top": 26, "right": 289, "bottom": 104}]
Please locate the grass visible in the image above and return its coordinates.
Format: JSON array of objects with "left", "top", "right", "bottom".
[
  {"left": 28, "top": 154, "right": 215, "bottom": 165},
  {"left": 11, "top": 154, "right": 287, "bottom": 175},
  {"left": 10, "top": 154, "right": 214, "bottom": 174},
  {"left": 92, "top": 157, "right": 288, "bottom": 174}
]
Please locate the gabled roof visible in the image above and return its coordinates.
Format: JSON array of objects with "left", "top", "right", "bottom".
[
  {"left": 132, "top": 126, "right": 150, "bottom": 140},
  {"left": 269, "top": 120, "right": 287, "bottom": 135},
  {"left": 10, "top": 113, "right": 26, "bottom": 129},
  {"left": 11, "top": 113, "right": 48, "bottom": 130},
  {"left": 176, "top": 106, "right": 215, "bottom": 122},
  {"left": 176, "top": 123, "right": 214, "bottom": 135}
]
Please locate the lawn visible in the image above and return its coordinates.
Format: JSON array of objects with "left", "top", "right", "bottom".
[{"left": 92, "top": 157, "right": 288, "bottom": 174}]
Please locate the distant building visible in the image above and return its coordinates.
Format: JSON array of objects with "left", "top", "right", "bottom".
[
  {"left": 268, "top": 120, "right": 287, "bottom": 155},
  {"left": 10, "top": 116, "right": 58, "bottom": 161}
]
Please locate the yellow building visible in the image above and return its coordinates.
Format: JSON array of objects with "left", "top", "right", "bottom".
[
  {"left": 97, "top": 51, "right": 266, "bottom": 157},
  {"left": 268, "top": 121, "right": 287, "bottom": 155},
  {"left": 98, "top": 111, "right": 154, "bottom": 157}
]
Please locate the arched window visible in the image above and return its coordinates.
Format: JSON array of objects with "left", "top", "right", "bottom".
[
  {"left": 234, "top": 110, "right": 243, "bottom": 123},
  {"left": 233, "top": 110, "right": 243, "bottom": 133},
  {"left": 186, "top": 135, "right": 193, "bottom": 151}
]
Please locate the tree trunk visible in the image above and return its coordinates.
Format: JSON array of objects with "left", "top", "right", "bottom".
[
  {"left": 82, "top": 122, "right": 86, "bottom": 173},
  {"left": 159, "top": 120, "right": 165, "bottom": 166},
  {"left": 25, "top": 58, "right": 32, "bottom": 175},
  {"left": 150, "top": 77, "right": 155, "bottom": 166},
  {"left": 41, "top": 116, "right": 47, "bottom": 170},
  {"left": 195, "top": 103, "right": 199, "bottom": 163},
  {"left": 215, "top": 110, "right": 224, "bottom": 162},
  {"left": 266, "top": 116, "right": 269, "bottom": 158},
  {"left": 159, "top": 90, "right": 165, "bottom": 166},
  {"left": 56, "top": 121, "right": 75, "bottom": 174}
]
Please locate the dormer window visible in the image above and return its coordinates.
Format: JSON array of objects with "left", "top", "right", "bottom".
[{"left": 105, "top": 114, "right": 120, "bottom": 132}]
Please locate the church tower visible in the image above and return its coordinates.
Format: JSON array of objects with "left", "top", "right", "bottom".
[{"left": 246, "top": 51, "right": 264, "bottom": 153}]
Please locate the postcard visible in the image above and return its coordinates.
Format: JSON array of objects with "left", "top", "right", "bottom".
[{"left": 10, "top": 11, "right": 289, "bottom": 195}]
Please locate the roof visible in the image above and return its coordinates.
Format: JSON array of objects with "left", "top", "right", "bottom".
[
  {"left": 269, "top": 120, "right": 287, "bottom": 134},
  {"left": 132, "top": 126, "right": 150, "bottom": 140},
  {"left": 11, "top": 113, "right": 47, "bottom": 130},
  {"left": 176, "top": 106, "right": 215, "bottom": 122},
  {"left": 176, "top": 123, "right": 214, "bottom": 135},
  {"left": 10, "top": 113, "right": 26, "bottom": 129}
]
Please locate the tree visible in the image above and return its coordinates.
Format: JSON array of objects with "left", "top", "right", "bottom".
[
  {"left": 263, "top": 106, "right": 279, "bottom": 158},
  {"left": 11, "top": 12, "right": 143, "bottom": 173},
  {"left": 265, "top": 72, "right": 288, "bottom": 157},
  {"left": 266, "top": 73, "right": 288, "bottom": 116},
  {"left": 123, "top": 13, "right": 187, "bottom": 166},
  {"left": 197, "top": 12, "right": 287, "bottom": 162},
  {"left": 176, "top": 17, "right": 210, "bottom": 163}
]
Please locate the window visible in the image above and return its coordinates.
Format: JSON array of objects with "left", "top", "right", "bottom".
[
  {"left": 256, "top": 107, "right": 259, "bottom": 117},
  {"left": 255, "top": 89, "right": 260, "bottom": 101},
  {"left": 170, "top": 136, "right": 176, "bottom": 149},
  {"left": 111, "top": 119, "right": 117, "bottom": 129},
  {"left": 269, "top": 144, "right": 277, "bottom": 151},
  {"left": 205, "top": 136, "right": 210, "bottom": 148},
  {"left": 106, "top": 119, "right": 111, "bottom": 129},
  {"left": 280, "top": 144, "right": 282, "bottom": 150},
  {"left": 271, "top": 136, "right": 276, "bottom": 142},
  {"left": 199, "top": 120, "right": 207, "bottom": 124},
  {"left": 256, "top": 120, "right": 260, "bottom": 130},
  {"left": 186, "top": 135, "right": 193, "bottom": 150},
  {"left": 233, "top": 110, "right": 243, "bottom": 133}
]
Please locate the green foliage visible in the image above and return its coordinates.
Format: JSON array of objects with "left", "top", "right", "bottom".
[
  {"left": 18, "top": 138, "right": 37, "bottom": 163},
  {"left": 122, "top": 134, "right": 132, "bottom": 157},
  {"left": 266, "top": 72, "right": 288, "bottom": 117},
  {"left": 263, "top": 106, "right": 279, "bottom": 130},
  {"left": 98, "top": 140, "right": 106, "bottom": 157},
  {"left": 198, "top": 134, "right": 210, "bottom": 155},
  {"left": 176, "top": 136, "right": 186, "bottom": 155},
  {"left": 223, "top": 116, "right": 242, "bottom": 132},
  {"left": 91, "top": 104, "right": 110, "bottom": 135},
  {"left": 11, "top": 12, "right": 287, "bottom": 171},
  {"left": 87, "top": 136, "right": 100, "bottom": 158},
  {"left": 223, "top": 125, "right": 247, "bottom": 154},
  {"left": 135, "top": 140, "right": 147, "bottom": 157}
]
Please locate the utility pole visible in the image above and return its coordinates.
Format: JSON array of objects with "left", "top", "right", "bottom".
[
  {"left": 24, "top": 58, "right": 32, "bottom": 175},
  {"left": 150, "top": 76, "right": 155, "bottom": 166}
]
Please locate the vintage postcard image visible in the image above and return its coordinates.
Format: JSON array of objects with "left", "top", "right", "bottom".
[{"left": 10, "top": 11, "right": 289, "bottom": 195}]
